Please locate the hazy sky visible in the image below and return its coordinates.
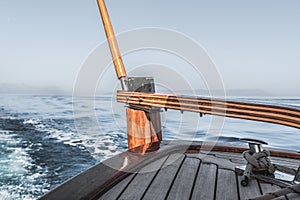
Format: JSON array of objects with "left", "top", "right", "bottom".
[{"left": 1, "top": 0, "right": 300, "bottom": 96}]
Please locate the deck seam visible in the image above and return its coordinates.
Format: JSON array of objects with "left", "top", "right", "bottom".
[
  {"left": 116, "top": 172, "right": 138, "bottom": 200},
  {"left": 235, "top": 171, "right": 241, "bottom": 200},
  {"left": 257, "top": 178, "right": 263, "bottom": 195},
  {"left": 213, "top": 163, "right": 219, "bottom": 200},
  {"left": 164, "top": 154, "right": 187, "bottom": 200},
  {"left": 140, "top": 155, "right": 171, "bottom": 199},
  {"left": 188, "top": 158, "right": 202, "bottom": 200},
  {"left": 257, "top": 180, "right": 289, "bottom": 200}
]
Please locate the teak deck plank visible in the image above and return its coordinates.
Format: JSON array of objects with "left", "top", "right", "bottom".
[
  {"left": 99, "top": 151, "right": 299, "bottom": 200},
  {"left": 118, "top": 156, "right": 168, "bottom": 200},
  {"left": 191, "top": 163, "right": 217, "bottom": 200},
  {"left": 98, "top": 173, "right": 135, "bottom": 200},
  {"left": 286, "top": 193, "right": 300, "bottom": 200},
  {"left": 237, "top": 176, "right": 261, "bottom": 200},
  {"left": 142, "top": 154, "right": 185, "bottom": 200},
  {"left": 166, "top": 157, "right": 200, "bottom": 200},
  {"left": 259, "top": 183, "right": 287, "bottom": 200},
  {"left": 271, "top": 157, "right": 300, "bottom": 170},
  {"left": 216, "top": 169, "right": 239, "bottom": 200},
  {"left": 212, "top": 151, "right": 300, "bottom": 170}
]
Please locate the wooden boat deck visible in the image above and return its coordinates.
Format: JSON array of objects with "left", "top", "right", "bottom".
[
  {"left": 39, "top": 142, "right": 300, "bottom": 200},
  {"left": 100, "top": 151, "right": 300, "bottom": 200}
]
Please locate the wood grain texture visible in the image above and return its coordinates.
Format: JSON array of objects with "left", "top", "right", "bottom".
[
  {"left": 238, "top": 176, "right": 261, "bottom": 199},
  {"left": 98, "top": 173, "right": 135, "bottom": 200},
  {"left": 167, "top": 157, "right": 200, "bottom": 200},
  {"left": 40, "top": 143, "right": 300, "bottom": 200},
  {"left": 39, "top": 162, "right": 125, "bottom": 200},
  {"left": 259, "top": 183, "right": 287, "bottom": 200},
  {"left": 191, "top": 163, "right": 217, "bottom": 200},
  {"left": 118, "top": 156, "right": 167, "bottom": 200},
  {"left": 286, "top": 193, "right": 300, "bottom": 200},
  {"left": 216, "top": 169, "right": 239, "bottom": 200},
  {"left": 185, "top": 143, "right": 300, "bottom": 159},
  {"left": 126, "top": 108, "right": 161, "bottom": 152},
  {"left": 97, "top": 0, "right": 126, "bottom": 79},
  {"left": 142, "top": 154, "right": 185, "bottom": 200},
  {"left": 117, "top": 91, "right": 300, "bottom": 129}
]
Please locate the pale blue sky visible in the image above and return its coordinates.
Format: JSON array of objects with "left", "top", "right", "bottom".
[{"left": 1, "top": 0, "right": 300, "bottom": 96}]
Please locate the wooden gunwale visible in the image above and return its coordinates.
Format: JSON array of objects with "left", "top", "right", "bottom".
[{"left": 186, "top": 144, "right": 300, "bottom": 160}]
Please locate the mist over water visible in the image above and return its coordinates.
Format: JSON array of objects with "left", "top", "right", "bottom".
[{"left": 0, "top": 94, "right": 300, "bottom": 199}]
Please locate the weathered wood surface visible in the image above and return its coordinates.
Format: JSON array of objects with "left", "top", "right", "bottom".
[
  {"left": 212, "top": 151, "right": 300, "bottom": 170},
  {"left": 190, "top": 163, "right": 217, "bottom": 200},
  {"left": 286, "top": 193, "right": 300, "bottom": 200},
  {"left": 100, "top": 151, "right": 300, "bottom": 200},
  {"left": 259, "top": 183, "right": 286, "bottom": 200},
  {"left": 238, "top": 176, "right": 261, "bottom": 199},
  {"left": 142, "top": 154, "right": 185, "bottom": 200},
  {"left": 99, "top": 173, "right": 135, "bottom": 200},
  {"left": 118, "top": 156, "right": 167, "bottom": 200},
  {"left": 216, "top": 169, "right": 239, "bottom": 200},
  {"left": 39, "top": 142, "right": 300, "bottom": 200},
  {"left": 167, "top": 157, "right": 200, "bottom": 200}
]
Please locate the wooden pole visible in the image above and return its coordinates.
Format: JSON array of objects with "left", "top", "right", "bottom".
[{"left": 97, "top": 0, "right": 127, "bottom": 90}]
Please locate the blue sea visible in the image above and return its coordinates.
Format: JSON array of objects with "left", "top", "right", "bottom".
[{"left": 0, "top": 94, "right": 300, "bottom": 199}]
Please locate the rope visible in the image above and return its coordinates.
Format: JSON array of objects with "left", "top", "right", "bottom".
[
  {"left": 243, "top": 149, "right": 275, "bottom": 174},
  {"left": 241, "top": 149, "right": 275, "bottom": 187},
  {"left": 250, "top": 183, "right": 300, "bottom": 200}
]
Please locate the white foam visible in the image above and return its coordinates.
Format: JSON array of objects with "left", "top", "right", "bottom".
[
  {"left": 79, "top": 132, "right": 125, "bottom": 161},
  {"left": 23, "top": 116, "right": 122, "bottom": 162},
  {"left": 23, "top": 118, "right": 82, "bottom": 147},
  {"left": 0, "top": 131, "right": 48, "bottom": 200},
  {"left": 23, "top": 119, "right": 41, "bottom": 125}
]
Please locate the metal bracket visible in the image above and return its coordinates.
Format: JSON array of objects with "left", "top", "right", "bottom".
[
  {"left": 125, "top": 77, "right": 158, "bottom": 113},
  {"left": 125, "top": 105, "right": 160, "bottom": 113},
  {"left": 127, "top": 77, "right": 155, "bottom": 93},
  {"left": 120, "top": 76, "right": 128, "bottom": 91}
]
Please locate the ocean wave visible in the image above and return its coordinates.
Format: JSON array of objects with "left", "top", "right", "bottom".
[
  {"left": 0, "top": 131, "right": 49, "bottom": 200},
  {"left": 79, "top": 131, "right": 126, "bottom": 161},
  {"left": 23, "top": 118, "right": 82, "bottom": 147}
]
